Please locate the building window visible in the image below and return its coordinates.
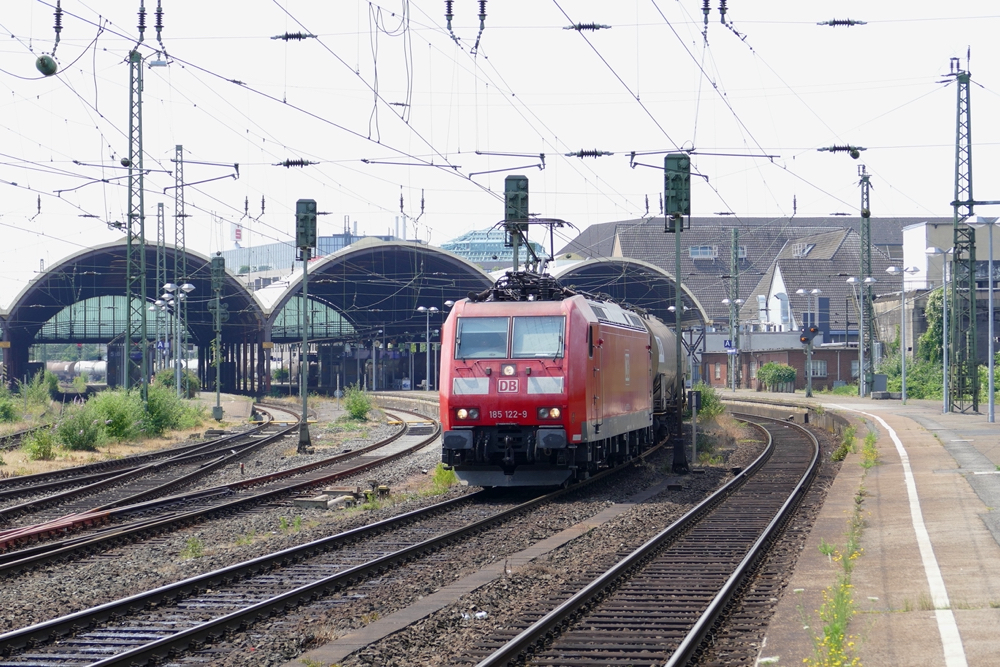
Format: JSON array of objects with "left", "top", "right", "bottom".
[
  {"left": 689, "top": 245, "right": 718, "bottom": 260},
  {"left": 851, "top": 360, "right": 859, "bottom": 378},
  {"left": 792, "top": 242, "right": 815, "bottom": 258},
  {"left": 809, "top": 360, "right": 828, "bottom": 377},
  {"left": 750, "top": 361, "right": 757, "bottom": 379},
  {"left": 738, "top": 245, "right": 748, "bottom": 260},
  {"left": 715, "top": 362, "right": 721, "bottom": 380}
]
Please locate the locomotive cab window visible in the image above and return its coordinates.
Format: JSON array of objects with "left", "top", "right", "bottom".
[
  {"left": 455, "top": 317, "right": 510, "bottom": 359},
  {"left": 512, "top": 316, "right": 565, "bottom": 358}
]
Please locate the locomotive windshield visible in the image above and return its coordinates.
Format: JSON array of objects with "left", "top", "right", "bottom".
[
  {"left": 455, "top": 317, "right": 510, "bottom": 359},
  {"left": 512, "top": 316, "right": 565, "bottom": 358}
]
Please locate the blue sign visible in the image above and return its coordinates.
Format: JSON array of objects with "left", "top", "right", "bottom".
[
  {"left": 723, "top": 340, "right": 732, "bottom": 349},
  {"left": 129, "top": 350, "right": 143, "bottom": 361},
  {"left": 726, "top": 348, "right": 739, "bottom": 355}
]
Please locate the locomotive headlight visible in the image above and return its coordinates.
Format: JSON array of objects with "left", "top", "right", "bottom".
[
  {"left": 501, "top": 363, "right": 516, "bottom": 376},
  {"left": 537, "top": 407, "right": 561, "bottom": 419},
  {"left": 549, "top": 407, "right": 561, "bottom": 419},
  {"left": 456, "top": 408, "right": 480, "bottom": 420},
  {"left": 457, "top": 409, "right": 468, "bottom": 420}
]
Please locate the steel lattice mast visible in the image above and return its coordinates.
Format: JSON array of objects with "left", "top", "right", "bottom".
[
  {"left": 173, "top": 144, "right": 188, "bottom": 378},
  {"left": 125, "top": 45, "right": 148, "bottom": 400},
  {"left": 729, "top": 227, "right": 740, "bottom": 388},
  {"left": 949, "top": 58, "right": 978, "bottom": 413},
  {"left": 858, "top": 166, "right": 878, "bottom": 394},
  {"left": 156, "top": 202, "right": 166, "bottom": 371}
]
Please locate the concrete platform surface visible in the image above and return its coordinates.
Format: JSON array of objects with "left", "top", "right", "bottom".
[
  {"left": 716, "top": 390, "right": 1000, "bottom": 667},
  {"left": 193, "top": 392, "right": 253, "bottom": 421}
]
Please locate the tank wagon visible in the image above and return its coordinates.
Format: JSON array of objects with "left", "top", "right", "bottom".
[{"left": 440, "top": 272, "right": 685, "bottom": 487}]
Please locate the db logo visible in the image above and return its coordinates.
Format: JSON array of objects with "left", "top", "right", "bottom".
[{"left": 498, "top": 379, "right": 519, "bottom": 393}]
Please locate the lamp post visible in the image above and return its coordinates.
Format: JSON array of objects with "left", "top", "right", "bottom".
[
  {"left": 926, "top": 247, "right": 952, "bottom": 413},
  {"left": 163, "top": 283, "right": 179, "bottom": 396},
  {"left": 163, "top": 283, "right": 195, "bottom": 399},
  {"left": 968, "top": 218, "right": 1000, "bottom": 421},
  {"left": 886, "top": 266, "right": 920, "bottom": 404},
  {"left": 416, "top": 306, "right": 439, "bottom": 391}
]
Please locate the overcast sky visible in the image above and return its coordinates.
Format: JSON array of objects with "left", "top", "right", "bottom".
[{"left": 1, "top": 1, "right": 999, "bottom": 308}]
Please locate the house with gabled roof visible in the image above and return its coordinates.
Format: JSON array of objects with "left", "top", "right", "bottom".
[{"left": 741, "top": 228, "right": 894, "bottom": 339}]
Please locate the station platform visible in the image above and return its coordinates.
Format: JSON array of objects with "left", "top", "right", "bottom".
[
  {"left": 192, "top": 393, "right": 254, "bottom": 421},
  {"left": 717, "top": 389, "right": 1000, "bottom": 667}
]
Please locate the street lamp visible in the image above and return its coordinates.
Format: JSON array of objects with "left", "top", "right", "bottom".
[
  {"left": 886, "top": 266, "right": 919, "bottom": 404},
  {"left": 967, "top": 217, "right": 1000, "bottom": 421},
  {"left": 416, "top": 306, "right": 439, "bottom": 391},
  {"left": 926, "top": 247, "right": 953, "bottom": 413},
  {"left": 179, "top": 282, "right": 194, "bottom": 393},
  {"left": 164, "top": 282, "right": 194, "bottom": 398}
]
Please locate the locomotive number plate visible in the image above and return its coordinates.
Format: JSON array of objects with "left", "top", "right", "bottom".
[
  {"left": 498, "top": 378, "right": 519, "bottom": 392},
  {"left": 491, "top": 410, "right": 528, "bottom": 419}
]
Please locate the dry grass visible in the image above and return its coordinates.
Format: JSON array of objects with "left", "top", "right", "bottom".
[{"left": 0, "top": 423, "right": 209, "bottom": 477}]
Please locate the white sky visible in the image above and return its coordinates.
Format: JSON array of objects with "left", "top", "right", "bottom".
[{"left": 1, "top": 1, "right": 999, "bottom": 308}]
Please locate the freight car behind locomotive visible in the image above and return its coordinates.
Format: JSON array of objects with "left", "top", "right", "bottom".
[{"left": 440, "top": 273, "right": 684, "bottom": 487}]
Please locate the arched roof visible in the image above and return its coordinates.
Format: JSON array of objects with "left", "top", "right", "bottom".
[
  {"left": 2, "top": 240, "right": 265, "bottom": 344},
  {"left": 267, "top": 239, "right": 494, "bottom": 342},
  {"left": 552, "top": 257, "right": 708, "bottom": 324}
]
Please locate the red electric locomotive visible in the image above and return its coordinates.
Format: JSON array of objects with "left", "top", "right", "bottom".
[{"left": 440, "top": 272, "right": 685, "bottom": 487}]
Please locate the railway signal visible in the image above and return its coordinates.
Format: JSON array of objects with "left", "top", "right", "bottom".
[{"left": 296, "top": 199, "right": 318, "bottom": 453}]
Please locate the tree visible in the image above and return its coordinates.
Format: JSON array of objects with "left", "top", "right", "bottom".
[
  {"left": 917, "top": 287, "right": 943, "bottom": 363},
  {"left": 757, "top": 362, "right": 796, "bottom": 391}
]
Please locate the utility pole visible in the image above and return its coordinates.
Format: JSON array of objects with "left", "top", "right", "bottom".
[
  {"left": 173, "top": 144, "right": 189, "bottom": 392},
  {"left": 858, "top": 166, "right": 878, "bottom": 395},
  {"left": 124, "top": 36, "right": 148, "bottom": 401},
  {"left": 665, "top": 153, "right": 690, "bottom": 472},
  {"left": 210, "top": 253, "right": 226, "bottom": 420},
  {"left": 948, "top": 58, "right": 979, "bottom": 412},
  {"left": 730, "top": 228, "right": 740, "bottom": 390},
  {"left": 295, "top": 199, "right": 317, "bottom": 453},
  {"left": 155, "top": 203, "right": 166, "bottom": 372}
]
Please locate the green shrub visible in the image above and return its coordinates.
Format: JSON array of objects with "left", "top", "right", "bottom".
[
  {"left": 89, "top": 388, "right": 145, "bottom": 441},
  {"left": 22, "top": 428, "right": 57, "bottom": 460},
  {"left": 143, "top": 383, "right": 203, "bottom": 437},
  {"left": 430, "top": 462, "right": 458, "bottom": 494},
  {"left": 757, "top": 362, "right": 796, "bottom": 391},
  {"left": 56, "top": 399, "right": 105, "bottom": 451},
  {"left": 153, "top": 369, "right": 200, "bottom": 398},
  {"left": 344, "top": 385, "right": 371, "bottom": 420},
  {"left": 272, "top": 367, "right": 290, "bottom": 382},
  {"left": 180, "top": 537, "right": 204, "bottom": 559},
  {"left": 692, "top": 382, "right": 725, "bottom": 423},
  {"left": 831, "top": 425, "right": 857, "bottom": 462},
  {"left": 18, "top": 370, "right": 57, "bottom": 410},
  {"left": 0, "top": 397, "right": 18, "bottom": 423}
]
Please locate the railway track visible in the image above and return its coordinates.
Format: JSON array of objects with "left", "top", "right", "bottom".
[
  {"left": 0, "top": 404, "right": 298, "bottom": 531},
  {"left": 0, "top": 427, "right": 668, "bottom": 665},
  {"left": 466, "top": 413, "right": 818, "bottom": 667},
  {"left": 0, "top": 425, "right": 47, "bottom": 454},
  {"left": 0, "top": 409, "right": 438, "bottom": 576},
  {"left": 0, "top": 403, "right": 297, "bottom": 505}
]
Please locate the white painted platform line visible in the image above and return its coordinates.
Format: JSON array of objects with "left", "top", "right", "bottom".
[{"left": 831, "top": 405, "right": 968, "bottom": 667}]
